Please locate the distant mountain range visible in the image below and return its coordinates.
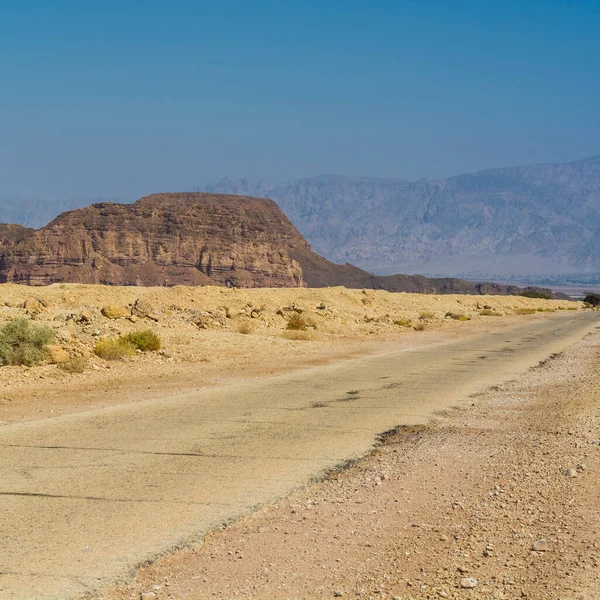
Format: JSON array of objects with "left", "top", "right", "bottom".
[
  {"left": 1, "top": 156, "right": 599, "bottom": 280},
  {"left": 202, "top": 156, "right": 600, "bottom": 279}
]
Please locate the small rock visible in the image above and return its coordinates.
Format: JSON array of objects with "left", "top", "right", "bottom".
[
  {"left": 46, "top": 345, "right": 70, "bottom": 364},
  {"left": 140, "top": 593, "right": 157, "bottom": 600},
  {"left": 459, "top": 577, "right": 478, "bottom": 589},
  {"left": 333, "top": 591, "right": 344, "bottom": 597},
  {"left": 532, "top": 539, "right": 550, "bottom": 552},
  {"left": 23, "top": 299, "right": 44, "bottom": 311},
  {"left": 101, "top": 305, "right": 130, "bottom": 319},
  {"left": 565, "top": 468, "right": 578, "bottom": 478},
  {"left": 78, "top": 309, "right": 93, "bottom": 323}
]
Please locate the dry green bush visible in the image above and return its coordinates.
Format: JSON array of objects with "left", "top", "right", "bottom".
[
  {"left": 0, "top": 318, "right": 54, "bottom": 366},
  {"left": 445, "top": 312, "right": 470, "bottom": 321},
  {"left": 418, "top": 311, "right": 435, "bottom": 320},
  {"left": 394, "top": 318, "right": 412, "bottom": 327},
  {"left": 59, "top": 355, "right": 89, "bottom": 373},
  {"left": 122, "top": 330, "right": 161, "bottom": 351},
  {"left": 94, "top": 338, "right": 136, "bottom": 360},
  {"left": 286, "top": 312, "right": 308, "bottom": 331},
  {"left": 514, "top": 308, "right": 536, "bottom": 315},
  {"left": 479, "top": 309, "right": 500, "bottom": 316}
]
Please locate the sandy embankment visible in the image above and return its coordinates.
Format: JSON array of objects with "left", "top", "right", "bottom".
[{"left": 0, "top": 283, "right": 580, "bottom": 424}]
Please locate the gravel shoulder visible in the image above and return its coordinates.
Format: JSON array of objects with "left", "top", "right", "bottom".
[{"left": 105, "top": 327, "right": 600, "bottom": 600}]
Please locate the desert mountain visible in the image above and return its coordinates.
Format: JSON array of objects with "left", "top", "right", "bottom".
[
  {"left": 0, "top": 192, "right": 542, "bottom": 295},
  {"left": 203, "top": 156, "right": 600, "bottom": 277}
]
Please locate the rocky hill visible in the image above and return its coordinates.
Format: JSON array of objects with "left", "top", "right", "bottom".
[
  {"left": 0, "top": 192, "right": 548, "bottom": 295},
  {"left": 204, "top": 156, "right": 600, "bottom": 277}
]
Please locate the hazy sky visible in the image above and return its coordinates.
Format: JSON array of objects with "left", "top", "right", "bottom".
[{"left": 1, "top": 0, "right": 599, "bottom": 201}]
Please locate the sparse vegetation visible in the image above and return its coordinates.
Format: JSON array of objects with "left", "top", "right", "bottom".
[
  {"left": 418, "top": 311, "right": 435, "bottom": 320},
  {"left": 236, "top": 321, "right": 253, "bottom": 335},
  {"left": 59, "top": 355, "right": 89, "bottom": 373},
  {"left": 584, "top": 292, "right": 600, "bottom": 307},
  {"left": 520, "top": 290, "right": 553, "bottom": 300},
  {"left": 94, "top": 338, "right": 136, "bottom": 360},
  {"left": 445, "top": 312, "right": 470, "bottom": 321},
  {"left": 286, "top": 312, "right": 308, "bottom": 331},
  {"left": 479, "top": 309, "right": 500, "bottom": 316},
  {"left": 514, "top": 308, "right": 536, "bottom": 315},
  {"left": 122, "top": 330, "right": 161, "bottom": 352},
  {"left": 0, "top": 318, "right": 54, "bottom": 366},
  {"left": 393, "top": 318, "right": 412, "bottom": 327}
]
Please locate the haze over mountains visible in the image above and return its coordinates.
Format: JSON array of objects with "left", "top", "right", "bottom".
[
  {"left": 1, "top": 156, "right": 599, "bottom": 281},
  {"left": 203, "top": 156, "right": 600, "bottom": 280}
]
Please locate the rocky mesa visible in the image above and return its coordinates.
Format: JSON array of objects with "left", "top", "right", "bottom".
[
  {"left": 0, "top": 192, "right": 554, "bottom": 296},
  {"left": 0, "top": 193, "right": 311, "bottom": 288}
]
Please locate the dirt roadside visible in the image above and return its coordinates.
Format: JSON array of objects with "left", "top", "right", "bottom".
[
  {"left": 105, "top": 329, "right": 600, "bottom": 600},
  {"left": 0, "top": 284, "right": 580, "bottom": 425}
]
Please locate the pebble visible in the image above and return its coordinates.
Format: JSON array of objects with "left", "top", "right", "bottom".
[
  {"left": 459, "top": 577, "right": 478, "bottom": 589},
  {"left": 565, "top": 468, "right": 578, "bottom": 478},
  {"left": 532, "top": 539, "right": 550, "bottom": 552}
]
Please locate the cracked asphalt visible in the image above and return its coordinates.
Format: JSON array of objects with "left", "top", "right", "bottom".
[{"left": 1, "top": 311, "right": 598, "bottom": 600}]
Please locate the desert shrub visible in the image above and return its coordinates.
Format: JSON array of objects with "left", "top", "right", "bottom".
[
  {"left": 394, "top": 318, "right": 412, "bottom": 327},
  {"left": 59, "top": 355, "right": 89, "bottom": 373},
  {"left": 286, "top": 312, "right": 308, "bottom": 331},
  {"left": 418, "top": 311, "right": 435, "bottom": 320},
  {"left": 520, "top": 290, "right": 553, "bottom": 300},
  {"left": 122, "top": 330, "right": 161, "bottom": 351},
  {"left": 584, "top": 292, "right": 600, "bottom": 307},
  {"left": 567, "top": 306, "right": 578, "bottom": 311},
  {"left": 236, "top": 321, "right": 253, "bottom": 335},
  {"left": 282, "top": 330, "right": 314, "bottom": 341},
  {"left": 514, "top": 308, "right": 536, "bottom": 315},
  {"left": 94, "top": 338, "right": 136, "bottom": 360},
  {"left": 0, "top": 318, "right": 54, "bottom": 366},
  {"left": 445, "top": 312, "right": 470, "bottom": 321},
  {"left": 479, "top": 309, "right": 500, "bottom": 316}
]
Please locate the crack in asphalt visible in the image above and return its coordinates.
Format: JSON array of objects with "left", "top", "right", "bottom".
[{"left": 0, "top": 490, "right": 247, "bottom": 506}]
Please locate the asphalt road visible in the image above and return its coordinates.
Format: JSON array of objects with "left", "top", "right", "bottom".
[{"left": 1, "top": 311, "right": 598, "bottom": 599}]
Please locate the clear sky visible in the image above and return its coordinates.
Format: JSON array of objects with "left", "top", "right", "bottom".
[{"left": 1, "top": 0, "right": 599, "bottom": 201}]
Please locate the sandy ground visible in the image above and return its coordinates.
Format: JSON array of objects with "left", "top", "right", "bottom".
[
  {"left": 103, "top": 327, "right": 600, "bottom": 600},
  {"left": 0, "top": 284, "right": 580, "bottom": 425}
]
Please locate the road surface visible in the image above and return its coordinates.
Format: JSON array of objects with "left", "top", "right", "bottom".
[{"left": 1, "top": 311, "right": 598, "bottom": 599}]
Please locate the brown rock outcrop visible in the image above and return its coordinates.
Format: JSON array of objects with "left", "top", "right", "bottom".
[{"left": 0, "top": 194, "right": 308, "bottom": 288}]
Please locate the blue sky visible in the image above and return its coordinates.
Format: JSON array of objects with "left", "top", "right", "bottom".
[{"left": 1, "top": 0, "right": 599, "bottom": 201}]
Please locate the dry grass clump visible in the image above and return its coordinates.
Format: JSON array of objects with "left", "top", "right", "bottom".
[
  {"left": 418, "top": 311, "right": 435, "bottom": 320},
  {"left": 59, "top": 355, "right": 89, "bottom": 373},
  {"left": 445, "top": 312, "right": 470, "bottom": 321},
  {"left": 394, "top": 318, "right": 412, "bottom": 327},
  {"left": 282, "top": 330, "right": 314, "bottom": 341},
  {"left": 479, "top": 309, "right": 500, "bottom": 316},
  {"left": 567, "top": 306, "right": 578, "bottom": 311},
  {"left": 413, "top": 322, "right": 426, "bottom": 331},
  {"left": 514, "top": 308, "right": 536, "bottom": 315},
  {"left": 286, "top": 312, "right": 308, "bottom": 331},
  {"left": 94, "top": 338, "right": 136, "bottom": 360},
  {"left": 95, "top": 330, "right": 162, "bottom": 360},
  {"left": 0, "top": 318, "right": 54, "bottom": 366},
  {"left": 237, "top": 321, "right": 254, "bottom": 335},
  {"left": 122, "top": 330, "right": 161, "bottom": 351}
]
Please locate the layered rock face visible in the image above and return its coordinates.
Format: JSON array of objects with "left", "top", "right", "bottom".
[
  {"left": 0, "top": 194, "right": 309, "bottom": 287},
  {"left": 0, "top": 192, "right": 556, "bottom": 297}
]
